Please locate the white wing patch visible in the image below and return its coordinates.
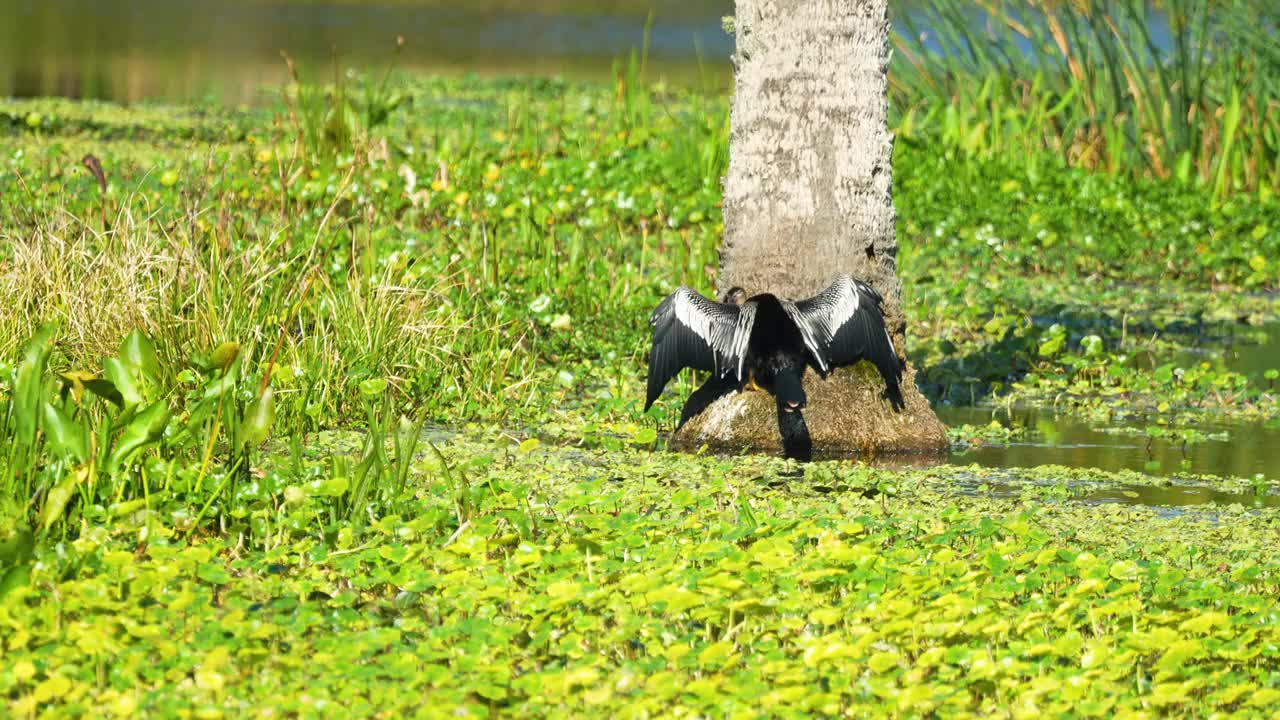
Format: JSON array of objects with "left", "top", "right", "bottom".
[
  {"left": 733, "top": 303, "right": 757, "bottom": 379},
  {"left": 671, "top": 287, "right": 756, "bottom": 380},
  {"left": 781, "top": 277, "right": 861, "bottom": 373}
]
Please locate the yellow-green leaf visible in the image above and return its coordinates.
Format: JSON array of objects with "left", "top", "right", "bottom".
[{"left": 41, "top": 465, "right": 89, "bottom": 530}]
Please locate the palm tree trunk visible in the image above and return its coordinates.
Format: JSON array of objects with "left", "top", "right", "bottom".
[{"left": 672, "top": 0, "right": 947, "bottom": 455}]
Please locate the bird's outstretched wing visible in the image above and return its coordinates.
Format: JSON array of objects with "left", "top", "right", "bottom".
[
  {"left": 645, "top": 287, "right": 756, "bottom": 411},
  {"left": 781, "top": 276, "right": 905, "bottom": 409}
]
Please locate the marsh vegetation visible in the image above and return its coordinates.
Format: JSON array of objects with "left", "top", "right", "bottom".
[{"left": 1, "top": 1, "right": 1279, "bottom": 715}]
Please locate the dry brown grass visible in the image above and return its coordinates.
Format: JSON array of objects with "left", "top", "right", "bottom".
[{"left": 0, "top": 209, "right": 195, "bottom": 363}]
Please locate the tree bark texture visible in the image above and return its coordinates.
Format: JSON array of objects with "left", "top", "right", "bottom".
[{"left": 672, "top": 0, "right": 947, "bottom": 455}]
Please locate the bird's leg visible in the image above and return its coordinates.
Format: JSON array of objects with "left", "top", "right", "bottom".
[
  {"left": 677, "top": 374, "right": 738, "bottom": 430},
  {"left": 744, "top": 369, "right": 764, "bottom": 393},
  {"left": 777, "top": 405, "right": 812, "bottom": 463}
]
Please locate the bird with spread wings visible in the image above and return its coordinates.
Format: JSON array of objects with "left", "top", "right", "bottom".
[{"left": 644, "top": 276, "right": 904, "bottom": 459}]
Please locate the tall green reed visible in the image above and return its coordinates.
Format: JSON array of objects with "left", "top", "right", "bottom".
[{"left": 890, "top": 0, "right": 1280, "bottom": 199}]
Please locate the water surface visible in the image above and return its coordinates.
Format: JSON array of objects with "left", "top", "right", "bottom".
[
  {"left": 0, "top": 0, "right": 734, "bottom": 104},
  {"left": 938, "top": 405, "right": 1279, "bottom": 483},
  {"left": 2, "top": 0, "right": 1181, "bottom": 105}
]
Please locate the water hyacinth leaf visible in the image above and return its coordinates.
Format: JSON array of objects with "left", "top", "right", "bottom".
[
  {"left": 40, "top": 464, "right": 90, "bottom": 530},
  {"left": 42, "top": 402, "right": 89, "bottom": 463},
  {"left": 107, "top": 400, "right": 170, "bottom": 473},
  {"left": 197, "top": 563, "right": 232, "bottom": 585},
  {"left": 1037, "top": 324, "right": 1066, "bottom": 357},
  {"left": 242, "top": 387, "right": 276, "bottom": 447},
  {"left": 359, "top": 378, "right": 388, "bottom": 397},
  {"left": 632, "top": 427, "right": 658, "bottom": 445},
  {"left": 14, "top": 325, "right": 56, "bottom": 448},
  {"left": 311, "top": 477, "right": 350, "bottom": 497}
]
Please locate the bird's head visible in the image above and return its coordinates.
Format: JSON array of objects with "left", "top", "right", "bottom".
[{"left": 724, "top": 287, "right": 748, "bottom": 305}]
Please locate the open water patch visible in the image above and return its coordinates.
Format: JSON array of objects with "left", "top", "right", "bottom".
[
  {"left": 0, "top": 0, "right": 734, "bottom": 103},
  {"left": 937, "top": 405, "right": 1279, "bottom": 483}
]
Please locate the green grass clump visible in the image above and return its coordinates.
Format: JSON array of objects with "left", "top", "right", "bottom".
[{"left": 890, "top": 0, "right": 1280, "bottom": 200}]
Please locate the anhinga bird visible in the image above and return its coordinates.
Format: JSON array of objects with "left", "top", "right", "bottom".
[{"left": 644, "top": 276, "right": 904, "bottom": 461}]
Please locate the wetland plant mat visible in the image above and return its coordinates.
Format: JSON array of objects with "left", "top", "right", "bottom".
[
  {"left": 6, "top": 441, "right": 1280, "bottom": 716},
  {"left": 0, "top": 67, "right": 1277, "bottom": 716}
]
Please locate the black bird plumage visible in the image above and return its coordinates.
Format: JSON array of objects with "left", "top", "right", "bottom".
[{"left": 645, "top": 276, "right": 904, "bottom": 459}]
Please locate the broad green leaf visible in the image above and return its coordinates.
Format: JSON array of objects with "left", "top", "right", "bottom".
[
  {"left": 1108, "top": 560, "right": 1140, "bottom": 581},
  {"left": 57, "top": 370, "right": 97, "bottom": 405},
  {"left": 42, "top": 402, "right": 89, "bottom": 463},
  {"left": 108, "top": 498, "right": 148, "bottom": 518},
  {"left": 0, "top": 563, "right": 32, "bottom": 600},
  {"left": 698, "top": 641, "right": 735, "bottom": 667},
  {"left": 1248, "top": 688, "right": 1280, "bottom": 708},
  {"left": 203, "top": 361, "right": 240, "bottom": 399},
  {"left": 1080, "top": 334, "right": 1103, "bottom": 357},
  {"left": 14, "top": 325, "right": 56, "bottom": 448},
  {"left": 632, "top": 427, "right": 658, "bottom": 445},
  {"left": 107, "top": 400, "right": 170, "bottom": 473},
  {"left": 0, "top": 529, "right": 35, "bottom": 566},
  {"left": 868, "top": 651, "right": 900, "bottom": 673},
  {"left": 84, "top": 377, "right": 124, "bottom": 406},
  {"left": 197, "top": 563, "right": 232, "bottom": 585},
  {"left": 1178, "top": 611, "right": 1230, "bottom": 635},
  {"left": 103, "top": 357, "right": 144, "bottom": 408},
  {"left": 1157, "top": 639, "right": 1204, "bottom": 673},
  {"left": 242, "top": 387, "right": 276, "bottom": 446},
  {"left": 120, "top": 329, "right": 161, "bottom": 382},
  {"left": 311, "top": 477, "right": 350, "bottom": 497},
  {"left": 41, "top": 464, "right": 90, "bottom": 530}
]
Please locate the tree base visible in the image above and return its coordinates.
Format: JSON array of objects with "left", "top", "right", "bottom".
[{"left": 669, "top": 363, "right": 948, "bottom": 457}]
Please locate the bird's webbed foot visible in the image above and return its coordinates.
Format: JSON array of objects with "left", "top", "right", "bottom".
[{"left": 883, "top": 386, "right": 905, "bottom": 412}]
